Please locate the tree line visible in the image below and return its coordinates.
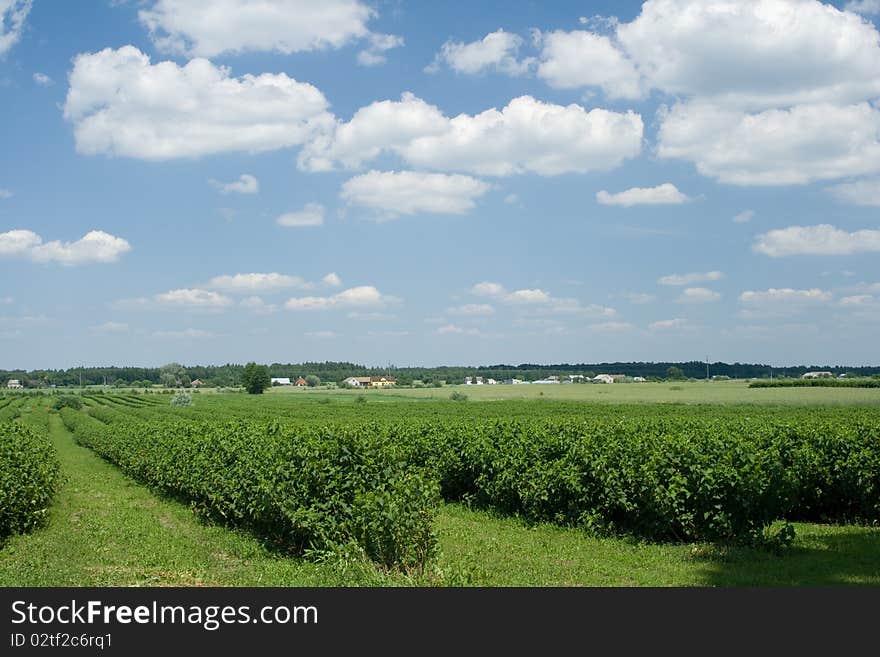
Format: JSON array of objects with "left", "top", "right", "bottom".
[{"left": 2, "top": 360, "right": 879, "bottom": 389}]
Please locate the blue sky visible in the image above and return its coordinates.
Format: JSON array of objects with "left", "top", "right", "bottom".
[{"left": 1, "top": 0, "right": 879, "bottom": 369}]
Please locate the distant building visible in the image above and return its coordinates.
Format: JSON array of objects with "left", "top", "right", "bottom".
[
  {"left": 369, "top": 375, "right": 396, "bottom": 388},
  {"left": 802, "top": 371, "right": 833, "bottom": 379},
  {"left": 633, "top": 376, "right": 647, "bottom": 382},
  {"left": 534, "top": 378, "right": 560, "bottom": 384},
  {"left": 486, "top": 378, "right": 497, "bottom": 385},
  {"left": 465, "top": 376, "right": 473, "bottom": 385},
  {"left": 593, "top": 374, "right": 615, "bottom": 384},
  {"left": 6, "top": 379, "right": 23, "bottom": 389},
  {"left": 191, "top": 379, "right": 205, "bottom": 388},
  {"left": 270, "top": 377, "right": 291, "bottom": 386},
  {"left": 294, "top": 377, "right": 308, "bottom": 386}
]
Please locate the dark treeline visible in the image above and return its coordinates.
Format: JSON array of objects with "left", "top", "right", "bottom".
[{"left": 2, "top": 360, "right": 879, "bottom": 388}]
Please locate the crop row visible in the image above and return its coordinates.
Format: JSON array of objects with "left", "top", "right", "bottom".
[
  {"left": 0, "top": 421, "right": 60, "bottom": 540},
  {"left": 60, "top": 409, "right": 437, "bottom": 570},
  {"left": 750, "top": 378, "right": 880, "bottom": 388}
]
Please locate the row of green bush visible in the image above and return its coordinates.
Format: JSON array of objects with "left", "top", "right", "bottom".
[
  {"left": 60, "top": 409, "right": 438, "bottom": 570},
  {"left": 0, "top": 422, "right": 60, "bottom": 540},
  {"left": 750, "top": 378, "right": 880, "bottom": 388}
]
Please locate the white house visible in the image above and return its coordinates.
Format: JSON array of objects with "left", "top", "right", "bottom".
[
  {"left": 6, "top": 379, "right": 23, "bottom": 389},
  {"left": 633, "top": 376, "right": 647, "bottom": 382},
  {"left": 801, "top": 371, "right": 833, "bottom": 379},
  {"left": 593, "top": 374, "right": 615, "bottom": 384},
  {"left": 465, "top": 376, "right": 473, "bottom": 385},
  {"left": 271, "top": 377, "right": 292, "bottom": 386},
  {"left": 486, "top": 378, "right": 497, "bottom": 385},
  {"left": 534, "top": 378, "right": 560, "bottom": 384}
]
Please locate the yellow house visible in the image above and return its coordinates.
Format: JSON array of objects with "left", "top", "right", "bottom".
[{"left": 369, "top": 375, "right": 396, "bottom": 388}]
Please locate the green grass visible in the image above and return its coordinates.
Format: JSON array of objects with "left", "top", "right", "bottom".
[{"left": 1, "top": 402, "right": 878, "bottom": 586}]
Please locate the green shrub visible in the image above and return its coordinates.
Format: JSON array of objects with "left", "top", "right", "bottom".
[
  {"left": 170, "top": 391, "right": 193, "bottom": 407},
  {"left": 0, "top": 422, "right": 60, "bottom": 539},
  {"left": 53, "top": 395, "right": 83, "bottom": 410},
  {"left": 449, "top": 391, "right": 468, "bottom": 402}
]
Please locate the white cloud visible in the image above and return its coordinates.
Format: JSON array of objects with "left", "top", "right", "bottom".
[
  {"left": 207, "top": 272, "right": 310, "bottom": 293},
  {"left": 356, "top": 33, "right": 403, "bottom": 67},
  {"left": 657, "top": 101, "right": 880, "bottom": 186},
  {"left": 436, "top": 323, "right": 481, "bottom": 336},
  {"left": 827, "top": 178, "right": 880, "bottom": 206},
  {"left": 428, "top": 29, "right": 532, "bottom": 76},
  {"left": 536, "top": 29, "right": 641, "bottom": 99},
  {"left": 210, "top": 174, "right": 258, "bottom": 195},
  {"left": 839, "top": 294, "right": 876, "bottom": 306},
  {"left": 0, "top": 0, "right": 30, "bottom": 57},
  {"left": 153, "top": 328, "right": 214, "bottom": 339},
  {"left": 471, "top": 281, "right": 506, "bottom": 297},
  {"left": 0, "top": 297, "right": 12, "bottom": 304},
  {"left": 240, "top": 296, "right": 278, "bottom": 314},
  {"left": 33, "top": 72, "right": 53, "bottom": 86},
  {"left": 617, "top": 0, "right": 880, "bottom": 109},
  {"left": 138, "top": 0, "right": 375, "bottom": 57},
  {"left": 625, "top": 292, "right": 656, "bottom": 304},
  {"left": 845, "top": 0, "right": 880, "bottom": 14},
  {"left": 123, "top": 288, "right": 232, "bottom": 311},
  {"left": 277, "top": 203, "right": 325, "bottom": 227},
  {"left": 467, "top": 280, "right": 615, "bottom": 316},
  {"left": 739, "top": 288, "right": 832, "bottom": 313},
  {"left": 503, "top": 193, "right": 519, "bottom": 205},
  {"left": 448, "top": 303, "right": 494, "bottom": 316},
  {"left": 596, "top": 183, "right": 691, "bottom": 207},
  {"left": 648, "top": 318, "right": 688, "bottom": 331},
  {"left": 340, "top": 170, "right": 489, "bottom": 218},
  {"left": 322, "top": 272, "right": 342, "bottom": 287},
  {"left": 676, "top": 287, "right": 721, "bottom": 304},
  {"left": 64, "top": 46, "right": 333, "bottom": 160},
  {"left": 0, "top": 229, "right": 131, "bottom": 265},
  {"left": 0, "top": 189, "right": 11, "bottom": 199},
  {"left": 658, "top": 271, "right": 724, "bottom": 286},
  {"left": 305, "top": 330, "right": 336, "bottom": 338},
  {"left": 93, "top": 321, "right": 128, "bottom": 332},
  {"left": 285, "top": 285, "right": 398, "bottom": 311},
  {"left": 301, "top": 94, "right": 643, "bottom": 177},
  {"left": 588, "top": 321, "right": 635, "bottom": 332},
  {"left": 753, "top": 224, "right": 880, "bottom": 256},
  {"left": 733, "top": 210, "right": 754, "bottom": 224}
]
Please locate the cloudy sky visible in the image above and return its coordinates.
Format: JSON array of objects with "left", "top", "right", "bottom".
[{"left": 2, "top": 0, "right": 879, "bottom": 369}]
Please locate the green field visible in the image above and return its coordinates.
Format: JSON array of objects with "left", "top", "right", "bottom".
[{"left": 1, "top": 385, "right": 879, "bottom": 586}]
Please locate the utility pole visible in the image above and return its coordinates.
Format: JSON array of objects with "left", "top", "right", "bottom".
[{"left": 706, "top": 356, "right": 710, "bottom": 381}]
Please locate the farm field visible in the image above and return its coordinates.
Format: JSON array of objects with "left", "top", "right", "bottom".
[{"left": 1, "top": 388, "right": 879, "bottom": 586}]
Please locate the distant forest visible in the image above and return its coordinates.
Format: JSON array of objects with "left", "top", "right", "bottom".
[{"left": 2, "top": 361, "right": 879, "bottom": 388}]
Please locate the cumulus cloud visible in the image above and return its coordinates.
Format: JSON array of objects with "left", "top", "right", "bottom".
[
  {"left": 0, "top": 229, "right": 131, "bottom": 265},
  {"left": 658, "top": 271, "right": 724, "bottom": 286},
  {"left": 845, "top": 0, "right": 880, "bottom": 14},
  {"left": 285, "top": 285, "right": 398, "bottom": 311},
  {"left": 617, "top": 0, "right": 880, "bottom": 109},
  {"left": 436, "top": 323, "right": 482, "bottom": 336},
  {"left": 322, "top": 272, "right": 342, "bottom": 287},
  {"left": 300, "top": 94, "right": 643, "bottom": 177},
  {"left": 827, "top": 178, "right": 880, "bottom": 206},
  {"left": 536, "top": 29, "right": 641, "bottom": 99},
  {"left": 739, "top": 288, "right": 832, "bottom": 317},
  {"left": 122, "top": 288, "right": 232, "bottom": 311},
  {"left": 648, "top": 318, "right": 688, "bottom": 331},
  {"left": 209, "top": 174, "right": 258, "bottom": 195},
  {"left": 468, "top": 280, "right": 615, "bottom": 316},
  {"left": 448, "top": 303, "right": 494, "bottom": 316},
  {"left": 427, "top": 29, "right": 532, "bottom": 76},
  {"left": 357, "top": 33, "right": 404, "bottom": 67},
  {"left": 676, "top": 287, "right": 721, "bottom": 304},
  {"left": 138, "top": 0, "right": 375, "bottom": 57},
  {"left": 277, "top": 203, "right": 325, "bottom": 227},
  {"left": 0, "top": 0, "right": 30, "bottom": 57},
  {"left": 657, "top": 101, "right": 880, "bottom": 186},
  {"left": 340, "top": 170, "right": 490, "bottom": 218},
  {"left": 64, "top": 46, "right": 333, "bottom": 160},
  {"left": 152, "top": 328, "right": 214, "bottom": 339},
  {"left": 596, "top": 183, "right": 690, "bottom": 207},
  {"left": 207, "top": 272, "right": 310, "bottom": 293},
  {"left": 733, "top": 210, "right": 754, "bottom": 224},
  {"left": 239, "top": 296, "right": 278, "bottom": 314},
  {"left": 32, "top": 72, "right": 53, "bottom": 86},
  {"left": 753, "top": 224, "right": 880, "bottom": 256},
  {"left": 839, "top": 294, "right": 876, "bottom": 306}
]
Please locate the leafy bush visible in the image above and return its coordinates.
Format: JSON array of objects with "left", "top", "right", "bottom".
[
  {"left": 170, "top": 391, "right": 193, "bottom": 407},
  {"left": 60, "top": 410, "right": 438, "bottom": 570},
  {"left": 0, "top": 422, "right": 60, "bottom": 539},
  {"left": 53, "top": 395, "right": 83, "bottom": 410},
  {"left": 449, "top": 391, "right": 468, "bottom": 402}
]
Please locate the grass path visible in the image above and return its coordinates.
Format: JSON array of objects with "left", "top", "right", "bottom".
[{"left": 2, "top": 405, "right": 878, "bottom": 586}]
